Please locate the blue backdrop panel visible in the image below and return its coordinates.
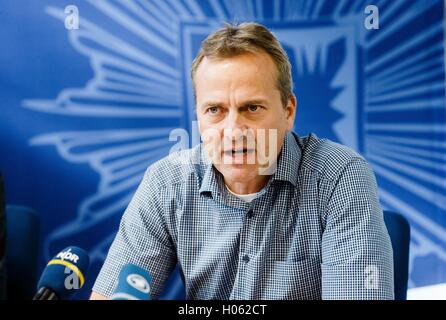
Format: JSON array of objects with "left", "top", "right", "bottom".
[{"left": 0, "top": 0, "right": 444, "bottom": 299}]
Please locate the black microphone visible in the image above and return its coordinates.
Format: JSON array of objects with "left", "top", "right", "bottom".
[{"left": 33, "top": 246, "right": 90, "bottom": 300}]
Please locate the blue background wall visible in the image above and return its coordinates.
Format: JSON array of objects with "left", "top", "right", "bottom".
[{"left": 0, "top": 0, "right": 445, "bottom": 299}]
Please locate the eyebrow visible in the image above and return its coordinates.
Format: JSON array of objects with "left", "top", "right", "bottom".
[{"left": 199, "top": 99, "right": 269, "bottom": 110}]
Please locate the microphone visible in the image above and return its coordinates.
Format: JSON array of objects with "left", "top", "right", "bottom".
[
  {"left": 33, "top": 246, "right": 90, "bottom": 300},
  {"left": 110, "top": 264, "right": 152, "bottom": 300}
]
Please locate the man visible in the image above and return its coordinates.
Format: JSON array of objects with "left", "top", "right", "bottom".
[{"left": 91, "top": 22, "right": 394, "bottom": 300}]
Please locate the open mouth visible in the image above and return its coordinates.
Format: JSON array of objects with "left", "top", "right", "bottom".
[{"left": 223, "top": 149, "right": 255, "bottom": 156}]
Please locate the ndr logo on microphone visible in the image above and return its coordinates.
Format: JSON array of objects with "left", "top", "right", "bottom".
[
  {"left": 23, "top": 0, "right": 446, "bottom": 290},
  {"left": 53, "top": 247, "right": 82, "bottom": 290},
  {"left": 56, "top": 248, "right": 79, "bottom": 264}
]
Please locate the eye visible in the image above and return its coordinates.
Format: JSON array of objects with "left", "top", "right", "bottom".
[
  {"left": 207, "top": 106, "right": 220, "bottom": 114},
  {"left": 248, "top": 105, "right": 261, "bottom": 112}
]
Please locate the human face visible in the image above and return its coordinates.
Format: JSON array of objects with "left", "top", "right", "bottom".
[{"left": 195, "top": 51, "right": 296, "bottom": 193}]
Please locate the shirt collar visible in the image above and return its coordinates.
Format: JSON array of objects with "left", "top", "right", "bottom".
[
  {"left": 198, "top": 146, "right": 222, "bottom": 197},
  {"left": 198, "top": 131, "right": 302, "bottom": 197},
  {"left": 271, "top": 131, "right": 301, "bottom": 187}
]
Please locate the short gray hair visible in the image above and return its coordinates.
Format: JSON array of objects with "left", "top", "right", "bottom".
[{"left": 191, "top": 22, "right": 293, "bottom": 107}]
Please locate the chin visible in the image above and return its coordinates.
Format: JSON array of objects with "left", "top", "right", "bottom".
[{"left": 219, "top": 164, "right": 258, "bottom": 182}]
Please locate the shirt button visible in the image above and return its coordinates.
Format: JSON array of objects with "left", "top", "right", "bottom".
[
  {"left": 242, "top": 254, "right": 250, "bottom": 263},
  {"left": 247, "top": 209, "right": 254, "bottom": 218}
]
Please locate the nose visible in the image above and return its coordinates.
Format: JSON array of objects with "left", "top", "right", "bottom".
[{"left": 223, "top": 110, "right": 248, "bottom": 143}]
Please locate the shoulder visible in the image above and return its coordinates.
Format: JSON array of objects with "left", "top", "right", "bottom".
[
  {"left": 143, "top": 144, "right": 204, "bottom": 190},
  {"left": 299, "top": 133, "right": 368, "bottom": 181}
]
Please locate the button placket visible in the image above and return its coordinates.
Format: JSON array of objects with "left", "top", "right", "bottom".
[{"left": 235, "top": 204, "right": 256, "bottom": 297}]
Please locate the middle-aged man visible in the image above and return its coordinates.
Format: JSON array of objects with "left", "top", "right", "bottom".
[{"left": 91, "top": 22, "right": 394, "bottom": 300}]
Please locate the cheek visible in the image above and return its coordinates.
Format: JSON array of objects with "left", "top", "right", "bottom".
[
  {"left": 197, "top": 117, "right": 211, "bottom": 135},
  {"left": 281, "top": 112, "right": 293, "bottom": 130},
  {"left": 197, "top": 118, "right": 204, "bottom": 134},
  {"left": 260, "top": 111, "right": 287, "bottom": 129},
  {"left": 200, "top": 126, "right": 222, "bottom": 150}
]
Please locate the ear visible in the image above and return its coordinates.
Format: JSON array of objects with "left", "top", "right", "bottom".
[{"left": 285, "top": 95, "right": 297, "bottom": 131}]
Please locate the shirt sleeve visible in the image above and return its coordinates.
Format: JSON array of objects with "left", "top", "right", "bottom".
[
  {"left": 321, "top": 157, "right": 394, "bottom": 300},
  {"left": 92, "top": 165, "right": 177, "bottom": 299}
]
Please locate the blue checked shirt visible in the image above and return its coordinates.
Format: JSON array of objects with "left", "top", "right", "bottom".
[{"left": 93, "top": 132, "right": 394, "bottom": 300}]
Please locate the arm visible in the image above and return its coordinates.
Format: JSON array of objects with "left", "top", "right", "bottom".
[
  {"left": 90, "top": 292, "right": 108, "bottom": 300},
  {"left": 321, "top": 158, "right": 394, "bottom": 300},
  {"left": 92, "top": 165, "right": 177, "bottom": 299}
]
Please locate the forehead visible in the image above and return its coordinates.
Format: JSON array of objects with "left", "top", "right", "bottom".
[{"left": 194, "top": 51, "right": 279, "bottom": 92}]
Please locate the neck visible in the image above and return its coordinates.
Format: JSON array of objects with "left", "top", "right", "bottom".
[{"left": 224, "top": 175, "right": 270, "bottom": 194}]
